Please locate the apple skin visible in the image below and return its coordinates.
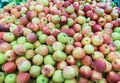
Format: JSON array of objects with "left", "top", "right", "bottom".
[
  {"left": 17, "top": 72, "right": 30, "bottom": 83},
  {"left": 112, "top": 59, "right": 120, "bottom": 71},
  {"left": 63, "top": 66, "right": 76, "bottom": 79},
  {"left": 83, "top": 44, "right": 94, "bottom": 54},
  {"left": 38, "top": 34, "right": 47, "bottom": 44},
  {"left": 104, "top": 60, "right": 112, "bottom": 72},
  {"left": 15, "top": 56, "right": 27, "bottom": 65},
  {"left": 52, "top": 70, "right": 64, "bottom": 82},
  {"left": 106, "top": 71, "right": 120, "bottom": 83},
  {"left": 91, "top": 35, "right": 103, "bottom": 46},
  {"left": 79, "top": 66, "right": 92, "bottom": 78},
  {"left": 81, "top": 55, "right": 92, "bottom": 66},
  {"left": 20, "top": 17, "right": 28, "bottom": 26},
  {"left": 29, "top": 65, "right": 41, "bottom": 78},
  {"left": 93, "top": 59, "right": 106, "bottom": 72},
  {"left": 32, "top": 54, "right": 43, "bottom": 66},
  {"left": 102, "top": 34, "right": 112, "bottom": 44},
  {"left": 5, "top": 73, "right": 16, "bottom": 83},
  {"left": 3, "top": 32, "right": 15, "bottom": 42},
  {"left": 0, "top": 32, "right": 5, "bottom": 40},
  {"left": 22, "top": 28, "right": 32, "bottom": 37},
  {"left": 3, "top": 62, "right": 16, "bottom": 73},
  {"left": 72, "top": 47, "right": 85, "bottom": 59},
  {"left": 90, "top": 70, "right": 102, "bottom": 81},
  {"left": 57, "top": 32, "right": 68, "bottom": 43},
  {"left": 45, "top": 35, "right": 56, "bottom": 45},
  {"left": 14, "top": 44, "right": 26, "bottom": 56},
  {"left": 0, "top": 72, "right": 5, "bottom": 83},
  {"left": 56, "top": 61, "right": 68, "bottom": 70},
  {"left": 25, "top": 50, "right": 35, "bottom": 60},
  {"left": 78, "top": 77, "right": 88, "bottom": 83},
  {"left": 73, "top": 24, "right": 81, "bottom": 32},
  {"left": 27, "top": 33, "right": 37, "bottom": 43},
  {"left": 37, "top": 45, "right": 48, "bottom": 56},
  {"left": 99, "top": 44, "right": 110, "bottom": 55},
  {"left": 4, "top": 50, "right": 17, "bottom": 61},
  {"left": 42, "top": 64, "right": 55, "bottom": 77},
  {"left": 52, "top": 42, "right": 64, "bottom": 51},
  {"left": 81, "top": 37, "right": 91, "bottom": 46},
  {"left": 0, "top": 24, "right": 9, "bottom": 32},
  {"left": 65, "top": 44, "right": 74, "bottom": 54},
  {"left": 66, "top": 55, "right": 76, "bottom": 65},
  {"left": 17, "top": 60, "right": 31, "bottom": 72},
  {"left": 36, "top": 74, "right": 49, "bottom": 83},
  {"left": 64, "top": 78, "right": 77, "bottom": 83},
  {"left": 44, "top": 55, "right": 55, "bottom": 65},
  {"left": 13, "top": 27, "right": 23, "bottom": 37},
  {"left": 73, "top": 33, "right": 82, "bottom": 42}
]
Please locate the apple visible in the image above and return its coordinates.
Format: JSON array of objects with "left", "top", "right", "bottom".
[
  {"left": 17, "top": 72, "right": 30, "bottom": 83},
  {"left": 13, "top": 28, "right": 23, "bottom": 37},
  {"left": 65, "top": 44, "right": 74, "bottom": 54},
  {"left": 63, "top": 1, "right": 71, "bottom": 8},
  {"left": 76, "top": 16, "right": 86, "bottom": 24},
  {"left": 112, "top": 59, "right": 120, "bottom": 71},
  {"left": 98, "top": 17, "right": 106, "bottom": 27},
  {"left": 5, "top": 73, "right": 16, "bottom": 83},
  {"left": 92, "top": 24, "right": 102, "bottom": 32},
  {"left": 3, "top": 32, "right": 15, "bottom": 42},
  {"left": 14, "top": 44, "right": 26, "bottom": 56},
  {"left": 32, "top": 17, "right": 40, "bottom": 25},
  {"left": 99, "top": 44, "right": 110, "bottom": 55},
  {"left": 106, "top": 71, "right": 120, "bottom": 83},
  {"left": 20, "top": 17, "right": 28, "bottom": 26},
  {"left": 25, "top": 50, "right": 35, "bottom": 60},
  {"left": 73, "top": 33, "right": 82, "bottom": 42},
  {"left": 97, "top": 78, "right": 107, "bottom": 83},
  {"left": 17, "top": 60, "right": 31, "bottom": 72},
  {"left": 71, "top": 65, "right": 79, "bottom": 77},
  {"left": 47, "top": 45, "right": 54, "bottom": 54},
  {"left": 72, "top": 47, "right": 85, "bottom": 59},
  {"left": 81, "top": 55, "right": 92, "bottom": 66},
  {"left": 35, "top": 5, "right": 44, "bottom": 13},
  {"left": 52, "top": 41, "right": 64, "bottom": 51},
  {"left": 91, "top": 35, "right": 103, "bottom": 46},
  {"left": 92, "top": 51, "right": 104, "bottom": 60},
  {"left": 57, "top": 32, "right": 68, "bottom": 43},
  {"left": 67, "top": 18, "right": 74, "bottom": 27},
  {"left": 81, "top": 37, "right": 91, "bottom": 46},
  {"left": 29, "top": 65, "right": 41, "bottom": 78},
  {"left": 0, "top": 72, "right": 5, "bottom": 83},
  {"left": 33, "top": 41, "right": 41, "bottom": 48},
  {"left": 83, "top": 44, "right": 94, "bottom": 54},
  {"left": 22, "top": 28, "right": 32, "bottom": 37},
  {"left": 66, "top": 5, "right": 74, "bottom": 14},
  {"left": 78, "top": 77, "right": 88, "bottom": 83},
  {"left": 4, "top": 50, "right": 17, "bottom": 61},
  {"left": 66, "top": 55, "right": 76, "bottom": 65},
  {"left": 57, "top": 61, "right": 68, "bottom": 70},
  {"left": 15, "top": 56, "right": 27, "bottom": 65},
  {"left": 27, "top": 33, "right": 37, "bottom": 43},
  {"left": 42, "top": 64, "right": 55, "bottom": 77},
  {"left": 114, "top": 40, "right": 120, "bottom": 50},
  {"left": 3, "top": 62, "right": 16, "bottom": 73},
  {"left": 44, "top": 55, "right": 55, "bottom": 65},
  {"left": 38, "top": 34, "right": 48, "bottom": 44},
  {"left": 52, "top": 15, "right": 60, "bottom": 24},
  {"left": 32, "top": 54, "right": 43, "bottom": 65},
  {"left": 52, "top": 70, "right": 64, "bottom": 82},
  {"left": 36, "top": 74, "right": 49, "bottom": 83},
  {"left": 91, "top": 70, "right": 102, "bottom": 81},
  {"left": 17, "top": 36, "right": 27, "bottom": 44},
  {"left": 64, "top": 78, "right": 77, "bottom": 83},
  {"left": 41, "top": 0, "right": 49, "bottom": 7},
  {"left": 45, "top": 35, "right": 56, "bottom": 45},
  {"left": 27, "top": 23, "right": 39, "bottom": 32},
  {"left": 24, "top": 42, "right": 34, "bottom": 50},
  {"left": 93, "top": 59, "right": 106, "bottom": 72},
  {"left": 73, "top": 24, "right": 81, "bottom": 32},
  {"left": 102, "top": 34, "right": 112, "bottom": 44},
  {"left": 0, "top": 24, "right": 9, "bottom": 32},
  {"left": 63, "top": 66, "right": 75, "bottom": 79},
  {"left": 104, "top": 60, "right": 112, "bottom": 72},
  {"left": 111, "top": 32, "right": 120, "bottom": 40},
  {"left": 37, "top": 45, "right": 48, "bottom": 56},
  {"left": 53, "top": 50, "right": 67, "bottom": 62},
  {"left": 79, "top": 66, "right": 92, "bottom": 78}
]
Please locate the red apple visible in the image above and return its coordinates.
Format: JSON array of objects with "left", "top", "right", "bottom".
[
  {"left": 0, "top": 43, "right": 11, "bottom": 53},
  {"left": 91, "top": 70, "right": 102, "bottom": 81},
  {"left": 81, "top": 55, "right": 92, "bottom": 66},
  {"left": 56, "top": 61, "right": 68, "bottom": 70},
  {"left": 66, "top": 55, "right": 76, "bottom": 65},
  {"left": 45, "top": 35, "right": 56, "bottom": 45},
  {"left": 13, "top": 27, "right": 23, "bottom": 37},
  {"left": 64, "top": 44, "right": 74, "bottom": 54}
]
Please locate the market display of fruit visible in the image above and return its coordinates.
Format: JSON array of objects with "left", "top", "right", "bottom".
[{"left": 0, "top": 0, "right": 120, "bottom": 83}]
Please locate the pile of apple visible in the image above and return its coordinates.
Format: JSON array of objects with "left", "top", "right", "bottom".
[{"left": 0, "top": 0, "right": 120, "bottom": 83}]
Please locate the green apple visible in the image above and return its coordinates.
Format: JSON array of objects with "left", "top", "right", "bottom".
[
  {"left": 42, "top": 0, "right": 49, "bottom": 7},
  {"left": 10, "top": 41, "right": 18, "bottom": 47},
  {"left": 17, "top": 60, "right": 31, "bottom": 72},
  {"left": 17, "top": 36, "right": 27, "bottom": 44},
  {"left": 3, "top": 32, "right": 15, "bottom": 42},
  {"left": 37, "top": 31, "right": 43, "bottom": 37},
  {"left": 67, "top": 18, "right": 74, "bottom": 27},
  {"left": 67, "top": 37, "right": 74, "bottom": 44},
  {"left": 0, "top": 53, "right": 6, "bottom": 65},
  {"left": 4, "top": 73, "right": 16, "bottom": 83},
  {"left": 114, "top": 40, "right": 120, "bottom": 50},
  {"left": 63, "top": 66, "right": 76, "bottom": 79},
  {"left": 33, "top": 41, "right": 41, "bottom": 48},
  {"left": 48, "top": 45, "right": 54, "bottom": 54},
  {"left": 32, "top": 17, "right": 40, "bottom": 24},
  {"left": 36, "top": 74, "right": 49, "bottom": 83},
  {"left": 64, "top": 79, "right": 77, "bottom": 83},
  {"left": 32, "top": 54, "right": 43, "bottom": 65},
  {"left": 25, "top": 50, "right": 35, "bottom": 60},
  {"left": 66, "top": 5, "right": 74, "bottom": 14},
  {"left": 29, "top": 65, "right": 41, "bottom": 78},
  {"left": 53, "top": 51, "right": 67, "bottom": 62},
  {"left": 9, "top": 24, "right": 17, "bottom": 32},
  {"left": 0, "top": 72, "right": 5, "bottom": 83},
  {"left": 52, "top": 70, "right": 64, "bottom": 82},
  {"left": 52, "top": 42, "right": 64, "bottom": 51},
  {"left": 114, "top": 27, "right": 120, "bottom": 33},
  {"left": 83, "top": 44, "right": 94, "bottom": 54},
  {"left": 76, "top": 16, "right": 86, "bottom": 24},
  {"left": 24, "top": 42, "right": 34, "bottom": 50},
  {"left": 111, "top": 32, "right": 120, "bottom": 40},
  {"left": 44, "top": 55, "right": 56, "bottom": 65},
  {"left": 57, "top": 33, "right": 68, "bottom": 43},
  {"left": 39, "top": 34, "right": 47, "bottom": 43},
  {"left": 52, "top": 15, "right": 60, "bottom": 24}
]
